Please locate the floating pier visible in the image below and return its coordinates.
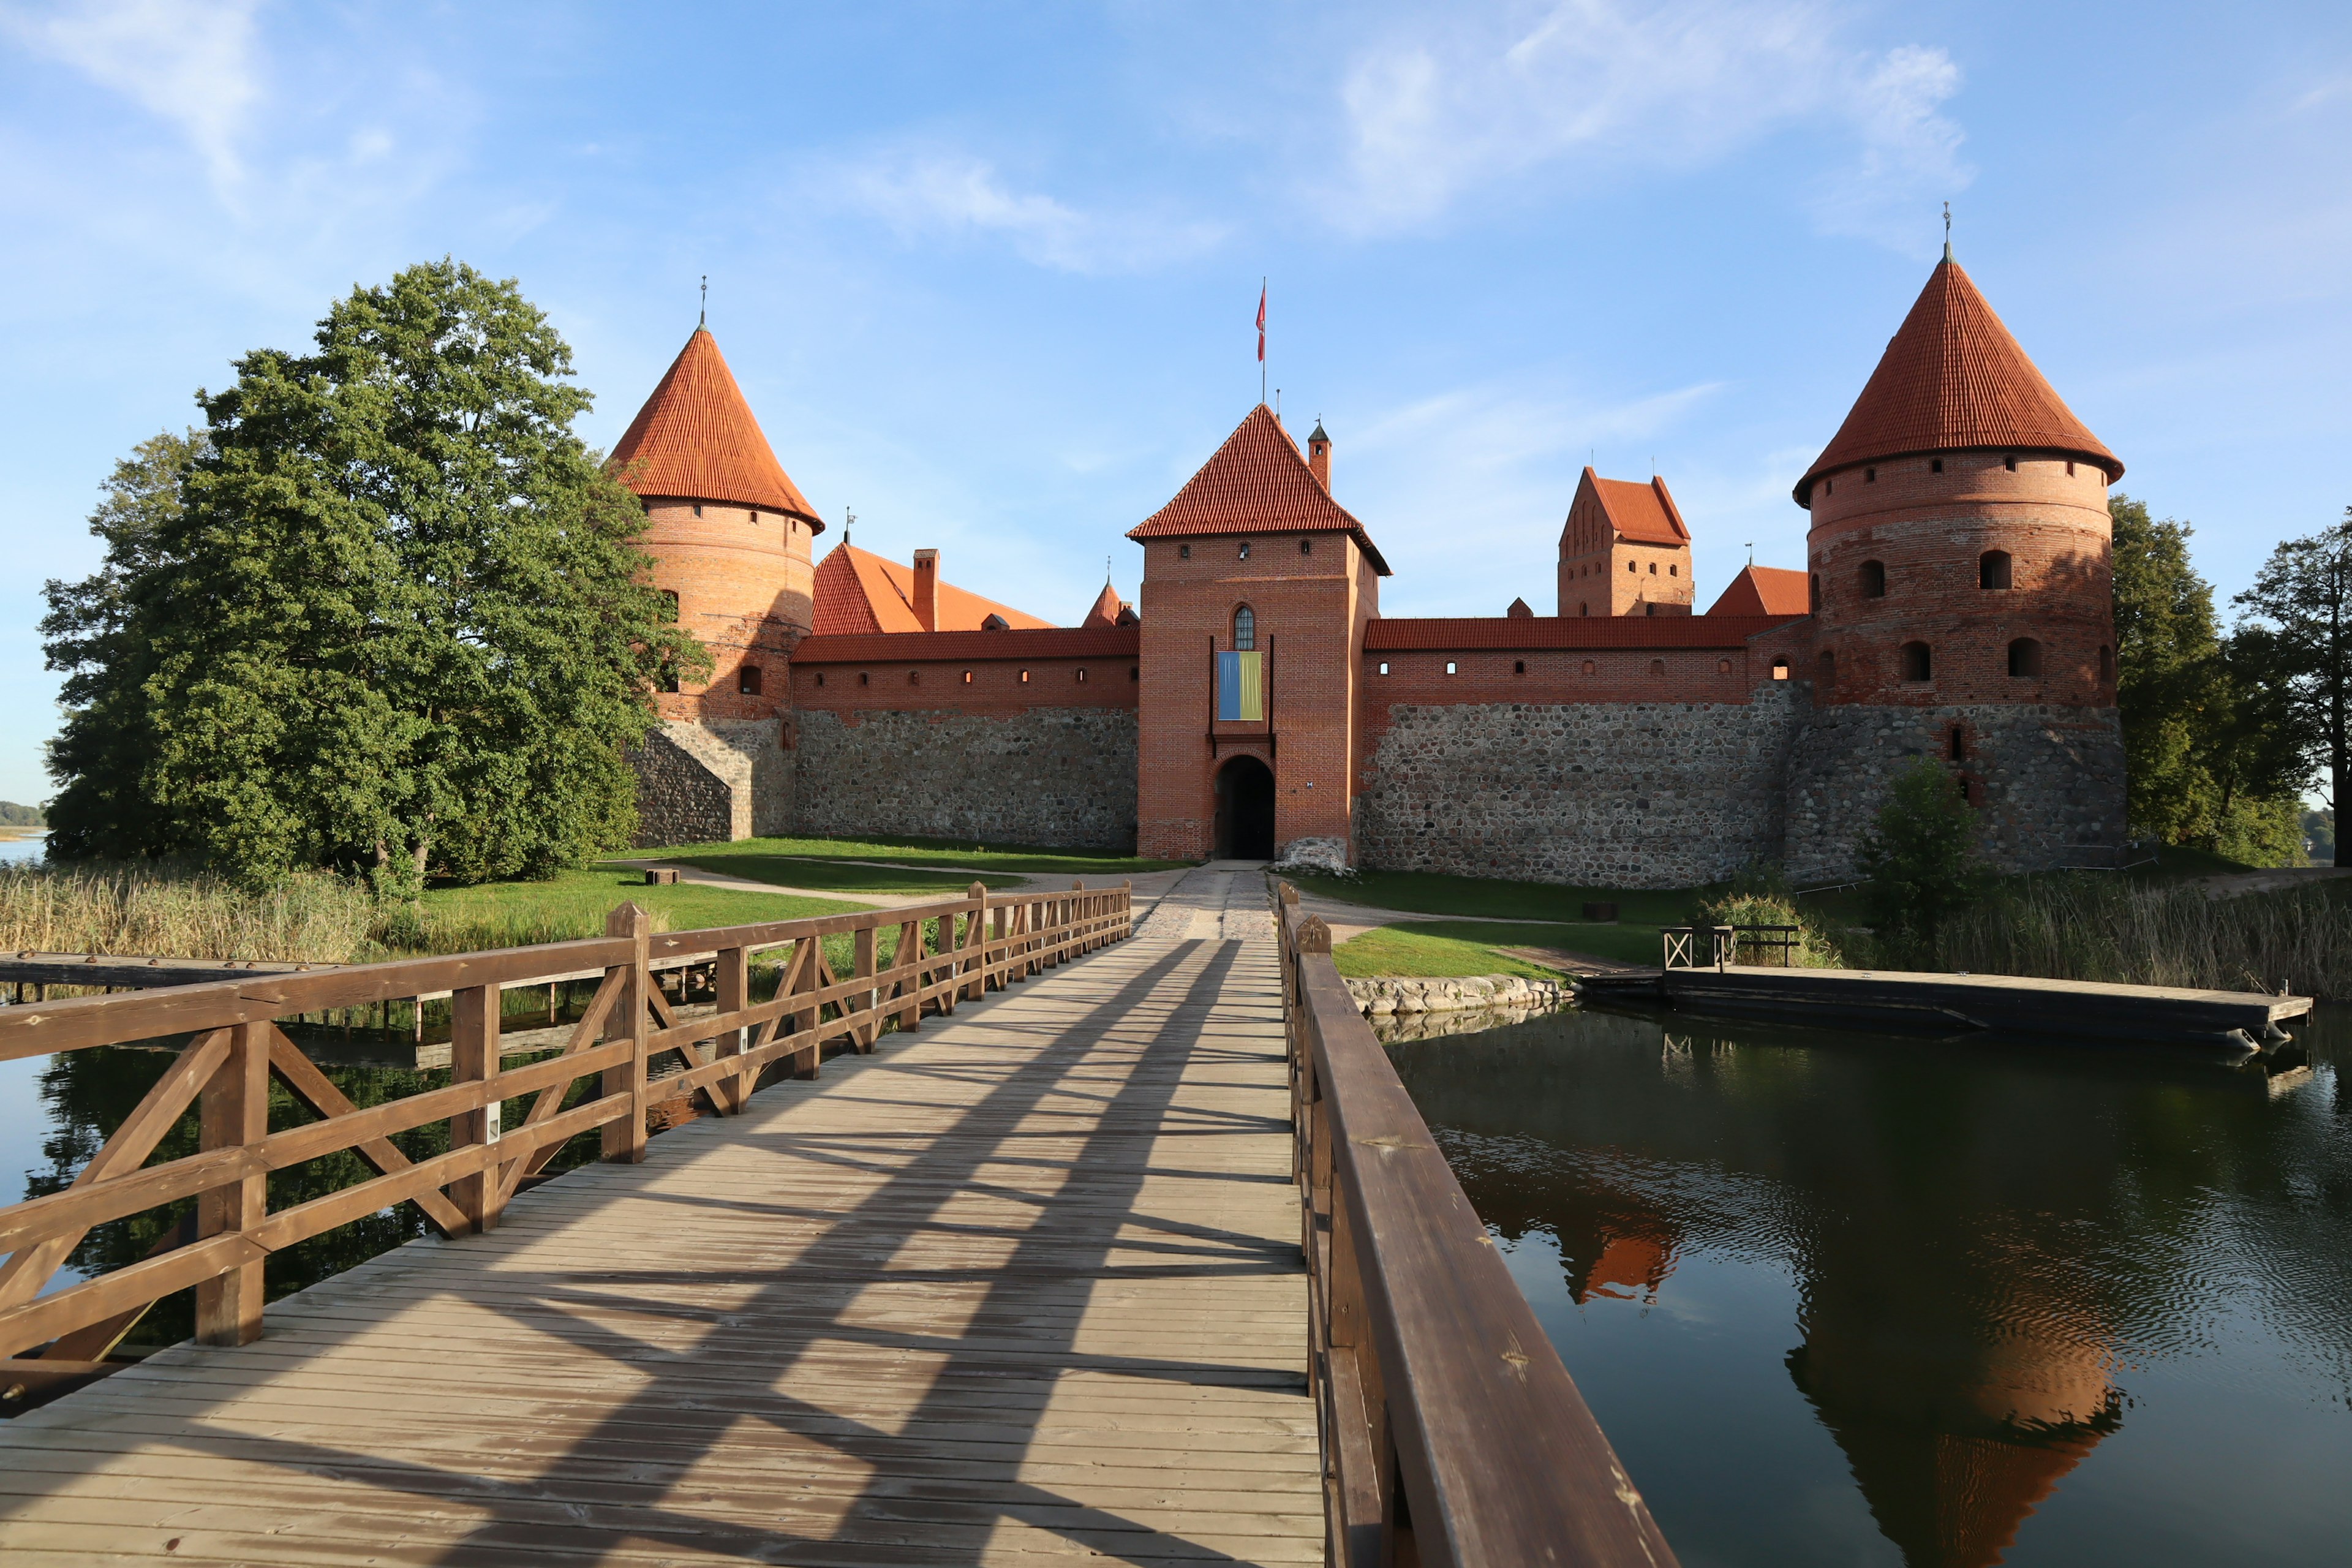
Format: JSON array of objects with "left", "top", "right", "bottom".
[{"left": 1578, "top": 964, "right": 2312, "bottom": 1052}]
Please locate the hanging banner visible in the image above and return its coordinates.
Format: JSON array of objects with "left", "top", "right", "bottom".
[{"left": 1215, "top": 650, "right": 1264, "bottom": 722}]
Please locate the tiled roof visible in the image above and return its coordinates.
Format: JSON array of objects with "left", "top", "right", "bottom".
[
  {"left": 1796, "top": 258, "right": 2120, "bottom": 505},
  {"left": 1079, "top": 583, "right": 1126, "bottom": 629},
  {"left": 810, "top": 543, "right": 1052, "bottom": 636},
  {"left": 1705, "top": 565, "right": 1811, "bottom": 617},
  {"left": 608, "top": 328, "right": 823, "bottom": 525},
  {"left": 793, "top": 626, "right": 1139, "bottom": 663},
  {"left": 1128, "top": 405, "right": 1392, "bottom": 575},
  {"left": 1365, "top": 614, "right": 1801, "bottom": 651},
  {"left": 1586, "top": 472, "right": 1690, "bottom": 546}
]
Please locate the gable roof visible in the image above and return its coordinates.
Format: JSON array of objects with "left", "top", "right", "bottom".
[
  {"left": 810, "top": 542, "right": 1052, "bottom": 635},
  {"left": 1796, "top": 257, "right": 2120, "bottom": 505},
  {"left": 1079, "top": 582, "right": 1129, "bottom": 629},
  {"left": 1127, "top": 404, "right": 1391, "bottom": 574},
  {"left": 1705, "top": 565, "right": 1811, "bottom": 617},
  {"left": 608, "top": 328, "right": 823, "bottom": 526},
  {"left": 1575, "top": 469, "right": 1690, "bottom": 547}
]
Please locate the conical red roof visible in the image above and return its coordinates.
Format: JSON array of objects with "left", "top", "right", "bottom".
[
  {"left": 1128, "top": 404, "right": 1390, "bottom": 574},
  {"left": 608, "top": 328, "right": 822, "bottom": 527},
  {"left": 1795, "top": 259, "right": 2120, "bottom": 505},
  {"left": 1080, "top": 582, "right": 1124, "bottom": 628}
]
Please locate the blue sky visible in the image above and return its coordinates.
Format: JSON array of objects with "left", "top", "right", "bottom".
[{"left": 1, "top": 1, "right": 2347, "bottom": 807}]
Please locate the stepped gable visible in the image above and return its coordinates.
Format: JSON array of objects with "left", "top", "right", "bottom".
[
  {"left": 810, "top": 541, "right": 1052, "bottom": 635},
  {"left": 1705, "top": 565, "right": 1809, "bottom": 617},
  {"left": 1128, "top": 404, "right": 1392, "bottom": 575},
  {"left": 1796, "top": 258, "right": 2120, "bottom": 505},
  {"left": 1589, "top": 472, "right": 1689, "bottom": 545},
  {"left": 608, "top": 328, "right": 822, "bottom": 525}
]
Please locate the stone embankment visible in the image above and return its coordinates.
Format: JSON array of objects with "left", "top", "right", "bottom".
[{"left": 1344, "top": 973, "right": 1572, "bottom": 1016}]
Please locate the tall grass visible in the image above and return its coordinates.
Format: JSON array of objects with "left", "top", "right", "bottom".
[
  {"left": 1695, "top": 891, "right": 1847, "bottom": 968},
  {"left": 0, "top": 862, "right": 376, "bottom": 964},
  {"left": 1934, "top": 876, "right": 2352, "bottom": 998}
]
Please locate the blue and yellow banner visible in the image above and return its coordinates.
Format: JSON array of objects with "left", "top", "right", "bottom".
[{"left": 1215, "top": 650, "right": 1264, "bottom": 722}]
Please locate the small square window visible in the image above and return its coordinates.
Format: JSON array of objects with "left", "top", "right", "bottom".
[
  {"left": 1179, "top": 544, "right": 1191, "bottom": 559},
  {"left": 1513, "top": 660, "right": 1526, "bottom": 674},
  {"left": 858, "top": 671, "right": 870, "bottom": 686},
  {"left": 1238, "top": 541, "right": 1252, "bottom": 560},
  {"left": 1444, "top": 661, "right": 1457, "bottom": 675},
  {"left": 1378, "top": 662, "right": 1390, "bottom": 676},
  {"left": 737, "top": 665, "right": 762, "bottom": 696},
  {"left": 1931, "top": 458, "right": 1943, "bottom": 473}
]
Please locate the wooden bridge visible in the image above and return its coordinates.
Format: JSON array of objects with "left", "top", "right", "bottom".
[{"left": 0, "top": 867, "right": 1674, "bottom": 1566}]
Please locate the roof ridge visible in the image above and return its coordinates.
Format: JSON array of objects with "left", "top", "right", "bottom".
[{"left": 1127, "top": 404, "right": 1391, "bottom": 575}]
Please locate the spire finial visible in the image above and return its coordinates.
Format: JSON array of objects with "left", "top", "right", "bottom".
[
  {"left": 843, "top": 507, "right": 854, "bottom": 546},
  {"left": 699, "top": 274, "right": 707, "bottom": 328},
  {"left": 1106, "top": 553, "right": 1112, "bottom": 586},
  {"left": 1942, "top": 202, "right": 1953, "bottom": 263}
]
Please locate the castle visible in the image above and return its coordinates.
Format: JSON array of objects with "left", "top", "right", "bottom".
[{"left": 609, "top": 253, "right": 2127, "bottom": 888}]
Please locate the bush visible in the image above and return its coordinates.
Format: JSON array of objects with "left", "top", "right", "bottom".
[
  {"left": 1695, "top": 889, "right": 1847, "bottom": 968},
  {"left": 1856, "top": 759, "right": 1992, "bottom": 960}
]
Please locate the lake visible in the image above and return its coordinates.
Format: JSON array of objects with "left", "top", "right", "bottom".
[{"left": 1384, "top": 1003, "right": 2351, "bottom": 1567}]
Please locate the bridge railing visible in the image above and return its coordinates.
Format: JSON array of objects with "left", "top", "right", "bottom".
[
  {"left": 0, "top": 880, "right": 1131, "bottom": 1389},
  {"left": 1270, "top": 878, "right": 1678, "bottom": 1568}
]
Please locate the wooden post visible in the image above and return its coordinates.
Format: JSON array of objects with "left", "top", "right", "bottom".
[
  {"left": 963, "top": 883, "right": 987, "bottom": 1001},
  {"left": 194, "top": 1020, "right": 270, "bottom": 1346},
  {"left": 989, "top": 897, "right": 1008, "bottom": 990},
  {"left": 603, "top": 902, "right": 651, "bottom": 1163},
  {"left": 717, "top": 944, "right": 750, "bottom": 1112},
  {"left": 450, "top": 982, "right": 503, "bottom": 1232},
  {"left": 852, "top": 924, "right": 878, "bottom": 1051},
  {"left": 896, "top": 920, "right": 923, "bottom": 1031}
]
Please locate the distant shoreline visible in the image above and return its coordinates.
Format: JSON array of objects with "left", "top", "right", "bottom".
[{"left": 0, "top": 826, "right": 48, "bottom": 842}]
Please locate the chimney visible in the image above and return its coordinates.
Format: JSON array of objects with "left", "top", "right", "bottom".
[
  {"left": 1307, "top": 419, "right": 1332, "bottom": 491},
  {"left": 911, "top": 549, "right": 938, "bottom": 631}
]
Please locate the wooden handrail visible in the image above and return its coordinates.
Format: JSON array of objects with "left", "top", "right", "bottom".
[
  {"left": 1271, "top": 877, "right": 1678, "bottom": 1568},
  {"left": 0, "top": 880, "right": 1133, "bottom": 1365}
]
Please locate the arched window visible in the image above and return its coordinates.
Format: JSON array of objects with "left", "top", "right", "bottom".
[
  {"left": 1299, "top": 538, "right": 1312, "bottom": 556},
  {"left": 1860, "top": 560, "right": 1887, "bottom": 598},
  {"left": 1948, "top": 726, "right": 1966, "bottom": 761},
  {"left": 737, "top": 665, "right": 763, "bottom": 696},
  {"left": 961, "top": 670, "right": 974, "bottom": 685},
  {"left": 1581, "top": 660, "right": 1597, "bottom": 675},
  {"left": 1513, "top": 660, "right": 1526, "bottom": 675},
  {"left": 2008, "top": 638, "right": 2044, "bottom": 677},
  {"left": 1900, "top": 641, "right": 1932, "bottom": 682},
  {"left": 1232, "top": 605, "right": 1256, "bottom": 650},
  {"left": 1648, "top": 658, "right": 1666, "bottom": 676},
  {"left": 1980, "top": 550, "right": 2013, "bottom": 590},
  {"left": 1627, "top": 560, "right": 1637, "bottom": 574},
  {"left": 1771, "top": 657, "right": 1790, "bottom": 681},
  {"left": 2099, "top": 644, "right": 2116, "bottom": 683},
  {"left": 1578, "top": 602, "right": 1589, "bottom": 616},
  {"left": 1717, "top": 658, "right": 1732, "bottom": 674}
]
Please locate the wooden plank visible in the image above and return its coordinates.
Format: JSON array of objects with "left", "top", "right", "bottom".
[{"left": 194, "top": 1020, "right": 269, "bottom": 1346}]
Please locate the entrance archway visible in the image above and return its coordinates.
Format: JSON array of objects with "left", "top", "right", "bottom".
[{"left": 1213, "top": 755, "right": 1276, "bottom": 861}]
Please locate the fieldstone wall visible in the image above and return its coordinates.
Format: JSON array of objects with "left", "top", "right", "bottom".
[
  {"left": 1356, "top": 685, "right": 1806, "bottom": 889},
  {"left": 795, "top": 707, "right": 1139, "bottom": 850},
  {"left": 631, "top": 723, "right": 747, "bottom": 846},
  {"left": 1782, "top": 703, "right": 2125, "bottom": 883}
]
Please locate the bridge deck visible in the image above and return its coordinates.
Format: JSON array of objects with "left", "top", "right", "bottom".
[{"left": 0, "top": 870, "right": 1314, "bottom": 1565}]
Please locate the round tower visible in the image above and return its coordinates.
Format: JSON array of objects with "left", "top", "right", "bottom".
[
  {"left": 1782, "top": 254, "right": 2127, "bottom": 877},
  {"left": 607, "top": 326, "right": 824, "bottom": 726},
  {"left": 608, "top": 326, "right": 824, "bottom": 841}
]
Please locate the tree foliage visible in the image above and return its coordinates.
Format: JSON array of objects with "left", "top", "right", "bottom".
[
  {"left": 42, "top": 260, "right": 706, "bottom": 885},
  {"left": 2109, "top": 496, "right": 2308, "bottom": 862},
  {"left": 2234, "top": 511, "right": 2352, "bottom": 867},
  {"left": 1858, "top": 758, "right": 1993, "bottom": 958}
]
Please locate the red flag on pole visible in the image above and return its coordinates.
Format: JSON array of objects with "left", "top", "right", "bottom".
[{"left": 1256, "top": 284, "right": 1267, "bottom": 364}]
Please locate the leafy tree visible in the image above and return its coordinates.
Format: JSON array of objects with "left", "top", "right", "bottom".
[
  {"left": 2304, "top": 807, "right": 2336, "bottom": 864},
  {"left": 42, "top": 260, "right": 706, "bottom": 885},
  {"left": 2234, "top": 511, "right": 2352, "bottom": 867},
  {"left": 2109, "top": 496, "right": 2225, "bottom": 842},
  {"left": 1857, "top": 758, "right": 1992, "bottom": 959}
]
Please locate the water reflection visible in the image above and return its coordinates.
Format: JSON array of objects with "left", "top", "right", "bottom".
[{"left": 1386, "top": 1006, "right": 2352, "bottom": 1568}]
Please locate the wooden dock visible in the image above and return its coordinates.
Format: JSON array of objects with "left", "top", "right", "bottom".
[{"left": 0, "top": 876, "right": 1319, "bottom": 1564}]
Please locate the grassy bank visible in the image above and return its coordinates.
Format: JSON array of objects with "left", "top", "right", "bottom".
[
  {"left": 618, "top": 854, "right": 1028, "bottom": 897},
  {"left": 615, "top": 833, "right": 1185, "bottom": 881},
  {"left": 412, "top": 869, "right": 861, "bottom": 954},
  {"left": 1332, "top": 920, "right": 1656, "bottom": 979},
  {"left": 1288, "top": 867, "right": 1705, "bottom": 979}
]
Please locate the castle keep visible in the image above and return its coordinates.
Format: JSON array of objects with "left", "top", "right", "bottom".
[{"left": 616, "top": 255, "right": 2128, "bottom": 886}]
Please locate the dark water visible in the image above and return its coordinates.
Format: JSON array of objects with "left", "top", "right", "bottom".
[{"left": 1385, "top": 1006, "right": 2352, "bottom": 1568}]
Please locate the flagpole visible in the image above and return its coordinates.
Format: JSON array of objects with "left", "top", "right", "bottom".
[{"left": 1259, "top": 277, "right": 1267, "bottom": 406}]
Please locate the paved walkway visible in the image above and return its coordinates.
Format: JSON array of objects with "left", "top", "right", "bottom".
[{"left": 0, "top": 868, "right": 1314, "bottom": 1565}]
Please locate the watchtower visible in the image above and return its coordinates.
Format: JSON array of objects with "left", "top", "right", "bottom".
[{"left": 1782, "top": 252, "right": 2127, "bottom": 875}]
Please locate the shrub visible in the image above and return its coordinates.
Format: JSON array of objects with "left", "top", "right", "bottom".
[{"left": 1856, "top": 759, "right": 1993, "bottom": 960}]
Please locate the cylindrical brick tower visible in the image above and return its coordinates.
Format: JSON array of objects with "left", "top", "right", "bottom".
[
  {"left": 1781, "top": 252, "right": 2128, "bottom": 878},
  {"left": 608, "top": 326, "right": 824, "bottom": 839}
]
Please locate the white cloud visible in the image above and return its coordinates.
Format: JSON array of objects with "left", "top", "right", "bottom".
[
  {"left": 6, "top": 0, "right": 262, "bottom": 184},
  {"left": 1325, "top": 0, "right": 1970, "bottom": 248},
  {"left": 826, "top": 148, "right": 1226, "bottom": 274}
]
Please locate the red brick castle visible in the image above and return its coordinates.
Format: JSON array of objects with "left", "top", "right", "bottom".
[{"left": 612, "top": 255, "right": 2127, "bottom": 886}]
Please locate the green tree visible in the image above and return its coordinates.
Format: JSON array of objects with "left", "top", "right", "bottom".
[
  {"left": 2234, "top": 511, "right": 2352, "bottom": 867},
  {"left": 2109, "top": 496, "right": 2224, "bottom": 841},
  {"left": 1857, "top": 758, "right": 1992, "bottom": 960},
  {"left": 42, "top": 260, "right": 706, "bottom": 884}
]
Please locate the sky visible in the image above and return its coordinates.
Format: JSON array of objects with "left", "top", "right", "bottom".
[{"left": 1, "top": 0, "right": 2347, "bottom": 807}]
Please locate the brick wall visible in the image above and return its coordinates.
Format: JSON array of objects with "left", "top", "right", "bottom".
[
  {"left": 1356, "top": 684, "right": 1807, "bottom": 888},
  {"left": 642, "top": 499, "right": 815, "bottom": 725}
]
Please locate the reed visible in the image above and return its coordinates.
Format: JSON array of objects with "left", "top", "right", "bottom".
[
  {"left": 1697, "top": 891, "right": 1847, "bottom": 968},
  {"left": 0, "top": 862, "right": 375, "bottom": 964},
  {"left": 1934, "top": 876, "right": 2352, "bottom": 998}
]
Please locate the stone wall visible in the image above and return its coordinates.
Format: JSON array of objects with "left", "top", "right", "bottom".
[
  {"left": 629, "top": 719, "right": 793, "bottom": 847},
  {"left": 794, "top": 707, "right": 1140, "bottom": 850},
  {"left": 1355, "top": 685, "right": 1806, "bottom": 888},
  {"left": 1781, "top": 703, "right": 2125, "bottom": 883}
]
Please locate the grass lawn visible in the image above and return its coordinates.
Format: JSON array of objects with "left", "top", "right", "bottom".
[
  {"left": 1333, "top": 919, "right": 1657, "bottom": 979},
  {"left": 1283, "top": 867, "right": 1709, "bottom": 926},
  {"left": 607, "top": 854, "right": 1028, "bottom": 897},
  {"left": 610, "top": 833, "right": 1186, "bottom": 880},
  {"left": 417, "top": 869, "right": 866, "bottom": 951}
]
